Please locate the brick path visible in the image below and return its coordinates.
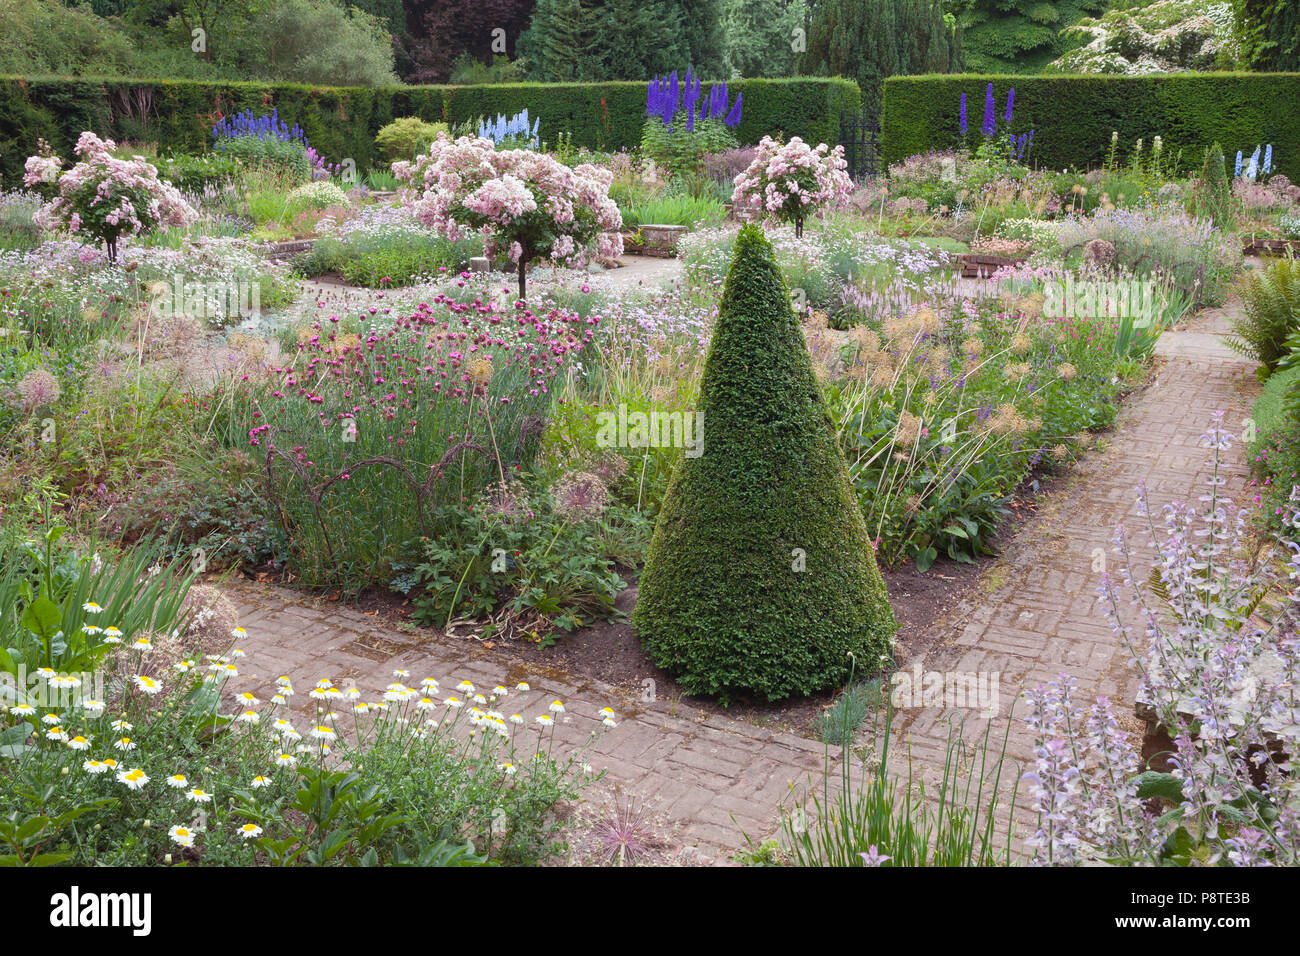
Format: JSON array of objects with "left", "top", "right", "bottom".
[
  {"left": 891, "top": 300, "right": 1259, "bottom": 789},
  {"left": 221, "top": 298, "right": 1259, "bottom": 862}
]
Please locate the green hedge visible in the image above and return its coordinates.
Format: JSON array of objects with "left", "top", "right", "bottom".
[
  {"left": 881, "top": 73, "right": 1300, "bottom": 181},
  {"left": 0, "top": 75, "right": 859, "bottom": 184}
]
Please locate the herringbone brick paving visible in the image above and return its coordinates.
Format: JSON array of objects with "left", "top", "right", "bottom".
[{"left": 221, "top": 299, "right": 1259, "bottom": 861}]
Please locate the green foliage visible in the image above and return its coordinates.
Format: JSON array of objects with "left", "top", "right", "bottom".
[
  {"left": 784, "top": 702, "right": 1018, "bottom": 866},
  {"left": 880, "top": 73, "right": 1300, "bottom": 183},
  {"left": 640, "top": 115, "right": 737, "bottom": 179},
  {"left": 1189, "top": 142, "right": 1239, "bottom": 230},
  {"left": 215, "top": 135, "right": 312, "bottom": 182},
  {"left": 296, "top": 229, "right": 480, "bottom": 287},
  {"left": 253, "top": 0, "right": 398, "bottom": 88},
  {"left": 1226, "top": 256, "right": 1300, "bottom": 373},
  {"left": 375, "top": 116, "right": 449, "bottom": 163},
  {"left": 411, "top": 493, "right": 647, "bottom": 637},
  {"left": 1236, "top": 0, "right": 1300, "bottom": 70},
  {"left": 0, "top": 506, "right": 195, "bottom": 683},
  {"left": 157, "top": 152, "right": 240, "bottom": 194},
  {"left": 802, "top": 0, "right": 963, "bottom": 119},
  {"left": 722, "top": 0, "right": 808, "bottom": 78},
  {"left": 631, "top": 225, "right": 897, "bottom": 702},
  {"left": 0, "top": 76, "right": 859, "bottom": 185},
  {"left": 816, "top": 678, "right": 885, "bottom": 745},
  {"left": 620, "top": 193, "right": 727, "bottom": 229},
  {"left": 0, "top": 0, "right": 396, "bottom": 87},
  {"left": 955, "top": 0, "right": 1105, "bottom": 73},
  {"left": 0, "top": 0, "right": 138, "bottom": 77}
]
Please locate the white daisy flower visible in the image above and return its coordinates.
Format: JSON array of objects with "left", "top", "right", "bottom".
[
  {"left": 185, "top": 788, "right": 212, "bottom": 804},
  {"left": 83, "top": 601, "right": 103, "bottom": 614},
  {"left": 117, "top": 768, "right": 149, "bottom": 790},
  {"left": 66, "top": 734, "right": 91, "bottom": 750},
  {"left": 166, "top": 774, "right": 189, "bottom": 788},
  {"left": 238, "top": 823, "right": 262, "bottom": 840},
  {"left": 168, "top": 825, "right": 194, "bottom": 847}
]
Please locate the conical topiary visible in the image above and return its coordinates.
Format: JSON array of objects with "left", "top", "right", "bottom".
[{"left": 631, "top": 224, "right": 896, "bottom": 702}]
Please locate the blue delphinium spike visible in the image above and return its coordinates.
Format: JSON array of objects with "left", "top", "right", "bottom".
[{"left": 725, "top": 91, "right": 742, "bottom": 128}]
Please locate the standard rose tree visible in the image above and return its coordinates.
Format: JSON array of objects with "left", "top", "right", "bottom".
[
  {"left": 26, "top": 132, "right": 195, "bottom": 262},
  {"left": 395, "top": 132, "right": 623, "bottom": 299},
  {"left": 731, "top": 135, "right": 854, "bottom": 237}
]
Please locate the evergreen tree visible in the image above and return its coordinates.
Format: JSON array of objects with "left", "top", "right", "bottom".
[
  {"left": 519, "top": 0, "right": 599, "bottom": 80},
  {"left": 677, "top": 0, "right": 729, "bottom": 77},
  {"left": 404, "top": 0, "right": 535, "bottom": 83},
  {"left": 592, "top": 0, "right": 690, "bottom": 79},
  {"left": 1237, "top": 0, "right": 1300, "bottom": 70},
  {"left": 632, "top": 225, "right": 897, "bottom": 703},
  {"left": 722, "top": 0, "right": 808, "bottom": 77},
  {"left": 802, "top": 0, "right": 961, "bottom": 119},
  {"left": 953, "top": 0, "right": 1102, "bottom": 74}
]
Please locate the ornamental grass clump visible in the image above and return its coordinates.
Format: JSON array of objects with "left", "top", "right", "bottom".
[
  {"left": 246, "top": 292, "right": 597, "bottom": 587},
  {"left": 632, "top": 224, "right": 896, "bottom": 702}
]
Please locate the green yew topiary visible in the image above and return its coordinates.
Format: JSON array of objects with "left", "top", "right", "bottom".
[{"left": 631, "top": 223, "right": 896, "bottom": 702}]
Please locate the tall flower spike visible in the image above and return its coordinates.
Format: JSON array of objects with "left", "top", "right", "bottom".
[
  {"left": 1005, "top": 87, "right": 1014, "bottom": 124},
  {"left": 725, "top": 91, "right": 742, "bottom": 128},
  {"left": 959, "top": 92, "right": 967, "bottom": 135}
]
